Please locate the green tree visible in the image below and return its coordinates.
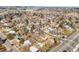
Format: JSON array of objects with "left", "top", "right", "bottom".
[
  {"left": 0, "top": 16, "right": 3, "bottom": 21},
  {"left": 31, "top": 25, "right": 35, "bottom": 33},
  {"left": 33, "top": 13, "right": 37, "bottom": 16},
  {"left": 13, "top": 27, "right": 18, "bottom": 32},
  {"left": 40, "top": 13, "right": 44, "bottom": 18},
  {"left": 19, "top": 38, "right": 25, "bottom": 44},
  {"left": 25, "top": 19, "right": 29, "bottom": 25},
  {"left": 24, "top": 27, "right": 29, "bottom": 34},
  {"left": 7, "top": 33, "right": 14, "bottom": 40},
  {"left": 0, "top": 44, "right": 6, "bottom": 51}
]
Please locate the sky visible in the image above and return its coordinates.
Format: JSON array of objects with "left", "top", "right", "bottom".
[{"left": 0, "top": 0, "right": 78, "bottom": 6}]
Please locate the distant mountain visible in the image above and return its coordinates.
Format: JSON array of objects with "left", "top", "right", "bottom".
[{"left": 0, "top": 6, "right": 79, "bottom": 11}]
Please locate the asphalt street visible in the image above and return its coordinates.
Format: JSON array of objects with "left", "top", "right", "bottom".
[{"left": 49, "top": 31, "right": 79, "bottom": 52}]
